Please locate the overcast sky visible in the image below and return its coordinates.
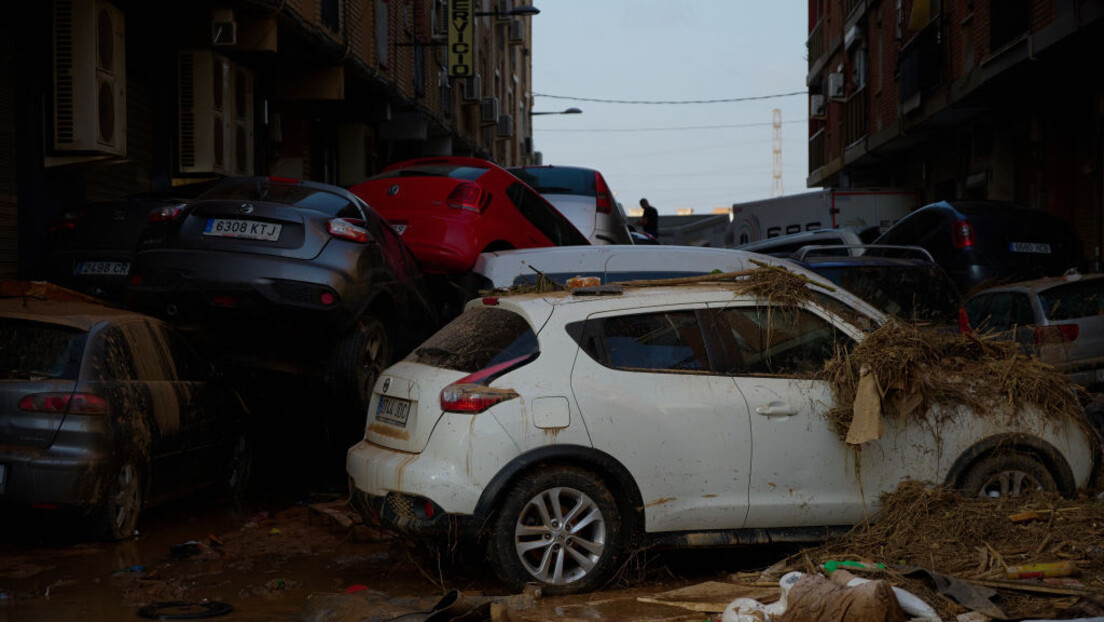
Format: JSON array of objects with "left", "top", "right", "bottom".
[{"left": 530, "top": 1, "right": 809, "bottom": 216}]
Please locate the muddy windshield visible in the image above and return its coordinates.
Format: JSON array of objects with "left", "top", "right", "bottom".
[
  {"left": 0, "top": 319, "right": 87, "bottom": 380},
  {"left": 407, "top": 306, "right": 538, "bottom": 373}
]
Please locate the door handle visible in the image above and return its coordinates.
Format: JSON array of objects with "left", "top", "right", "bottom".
[{"left": 755, "top": 402, "right": 797, "bottom": 417}]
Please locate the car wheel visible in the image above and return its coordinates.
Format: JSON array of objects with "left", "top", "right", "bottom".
[
  {"left": 94, "top": 461, "right": 143, "bottom": 540},
  {"left": 959, "top": 451, "right": 1058, "bottom": 498},
  {"left": 223, "top": 433, "right": 253, "bottom": 498},
  {"left": 329, "top": 315, "right": 390, "bottom": 416},
  {"left": 487, "top": 467, "right": 622, "bottom": 595}
]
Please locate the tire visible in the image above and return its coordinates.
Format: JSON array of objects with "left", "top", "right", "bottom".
[
  {"left": 223, "top": 433, "right": 253, "bottom": 499},
  {"left": 93, "top": 460, "right": 143, "bottom": 540},
  {"left": 959, "top": 451, "right": 1058, "bottom": 499},
  {"left": 487, "top": 467, "right": 622, "bottom": 595},
  {"left": 328, "top": 315, "right": 390, "bottom": 417}
]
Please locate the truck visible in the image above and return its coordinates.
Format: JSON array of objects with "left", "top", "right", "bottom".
[{"left": 724, "top": 188, "right": 919, "bottom": 247}]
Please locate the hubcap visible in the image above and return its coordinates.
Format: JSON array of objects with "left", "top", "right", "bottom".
[
  {"left": 514, "top": 486, "right": 606, "bottom": 585},
  {"left": 977, "top": 469, "right": 1044, "bottom": 498},
  {"left": 111, "top": 463, "right": 140, "bottom": 532}
]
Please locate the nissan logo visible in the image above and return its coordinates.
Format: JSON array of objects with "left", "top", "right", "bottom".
[
  {"left": 381, "top": 378, "right": 392, "bottom": 393},
  {"left": 387, "top": 185, "right": 400, "bottom": 197},
  {"left": 239, "top": 203, "right": 255, "bottom": 214}
]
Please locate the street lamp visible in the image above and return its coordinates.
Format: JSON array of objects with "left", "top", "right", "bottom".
[
  {"left": 530, "top": 107, "right": 582, "bottom": 116},
  {"left": 475, "top": 5, "right": 540, "bottom": 17}
]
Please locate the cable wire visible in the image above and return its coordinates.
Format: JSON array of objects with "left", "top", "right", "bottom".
[{"left": 532, "top": 91, "right": 807, "bottom": 105}]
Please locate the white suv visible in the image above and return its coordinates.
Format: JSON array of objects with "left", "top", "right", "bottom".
[
  {"left": 347, "top": 270, "right": 1097, "bottom": 594},
  {"left": 507, "top": 165, "right": 633, "bottom": 245}
]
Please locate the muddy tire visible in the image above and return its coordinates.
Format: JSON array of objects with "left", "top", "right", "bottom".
[
  {"left": 328, "top": 315, "right": 390, "bottom": 418},
  {"left": 487, "top": 467, "right": 622, "bottom": 595},
  {"left": 93, "top": 460, "right": 143, "bottom": 540},
  {"left": 959, "top": 451, "right": 1057, "bottom": 499}
]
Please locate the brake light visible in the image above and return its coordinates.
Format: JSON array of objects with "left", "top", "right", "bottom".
[
  {"left": 19, "top": 392, "right": 108, "bottom": 415},
  {"left": 447, "top": 183, "right": 489, "bottom": 213},
  {"left": 439, "top": 354, "right": 536, "bottom": 413},
  {"left": 952, "top": 219, "right": 976, "bottom": 249},
  {"left": 48, "top": 211, "right": 81, "bottom": 232},
  {"left": 148, "top": 204, "right": 187, "bottom": 223},
  {"left": 595, "top": 172, "right": 612, "bottom": 214},
  {"left": 327, "top": 218, "right": 370, "bottom": 243},
  {"left": 1034, "top": 324, "right": 1079, "bottom": 344},
  {"left": 958, "top": 306, "right": 972, "bottom": 334}
]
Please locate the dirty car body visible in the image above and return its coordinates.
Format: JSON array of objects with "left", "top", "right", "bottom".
[
  {"left": 347, "top": 271, "right": 1097, "bottom": 595},
  {"left": 0, "top": 295, "right": 248, "bottom": 540}
]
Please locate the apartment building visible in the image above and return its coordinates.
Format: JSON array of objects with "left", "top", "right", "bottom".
[
  {"left": 0, "top": 0, "right": 536, "bottom": 278},
  {"left": 807, "top": 0, "right": 1104, "bottom": 264}
]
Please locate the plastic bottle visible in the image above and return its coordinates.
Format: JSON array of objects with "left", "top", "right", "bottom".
[{"left": 1006, "top": 561, "right": 1077, "bottom": 579}]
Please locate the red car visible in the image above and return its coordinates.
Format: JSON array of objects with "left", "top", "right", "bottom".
[{"left": 348, "top": 157, "right": 589, "bottom": 274}]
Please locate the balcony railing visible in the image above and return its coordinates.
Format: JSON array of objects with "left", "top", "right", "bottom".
[
  {"left": 842, "top": 85, "right": 867, "bottom": 148},
  {"left": 844, "top": 0, "right": 863, "bottom": 19},
  {"left": 809, "top": 127, "right": 826, "bottom": 173},
  {"left": 807, "top": 20, "right": 825, "bottom": 70},
  {"left": 898, "top": 17, "right": 943, "bottom": 104}
]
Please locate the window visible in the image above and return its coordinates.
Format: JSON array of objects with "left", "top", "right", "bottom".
[
  {"left": 1039, "top": 280, "right": 1104, "bottom": 321},
  {"left": 0, "top": 319, "right": 87, "bottom": 380},
  {"left": 407, "top": 306, "right": 538, "bottom": 373},
  {"left": 574, "top": 311, "right": 713, "bottom": 373},
  {"left": 321, "top": 0, "right": 341, "bottom": 32},
  {"left": 719, "top": 306, "right": 853, "bottom": 376},
  {"left": 976, "top": 293, "right": 1033, "bottom": 332}
]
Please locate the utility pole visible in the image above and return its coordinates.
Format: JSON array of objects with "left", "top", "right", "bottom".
[{"left": 771, "top": 108, "right": 783, "bottom": 198}]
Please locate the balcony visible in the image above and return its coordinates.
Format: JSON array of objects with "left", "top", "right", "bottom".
[
  {"left": 898, "top": 17, "right": 944, "bottom": 107},
  {"left": 807, "top": 20, "right": 825, "bottom": 70},
  {"left": 842, "top": 85, "right": 867, "bottom": 148}
]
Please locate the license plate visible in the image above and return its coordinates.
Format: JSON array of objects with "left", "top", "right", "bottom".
[
  {"left": 204, "top": 219, "right": 282, "bottom": 241},
  {"left": 376, "top": 396, "right": 411, "bottom": 427},
  {"left": 76, "top": 260, "right": 129, "bottom": 276},
  {"left": 1010, "top": 242, "right": 1051, "bottom": 254}
]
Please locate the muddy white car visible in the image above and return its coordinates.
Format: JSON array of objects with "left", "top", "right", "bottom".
[{"left": 346, "top": 270, "right": 1099, "bottom": 594}]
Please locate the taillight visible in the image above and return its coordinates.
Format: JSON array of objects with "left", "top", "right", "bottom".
[
  {"left": 952, "top": 219, "right": 976, "bottom": 249},
  {"left": 1034, "top": 324, "right": 1079, "bottom": 344},
  {"left": 19, "top": 392, "right": 108, "bottom": 415},
  {"left": 439, "top": 354, "right": 536, "bottom": 413},
  {"left": 148, "top": 204, "right": 187, "bottom": 223},
  {"left": 327, "top": 218, "right": 370, "bottom": 243},
  {"left": 595, "top": 172, "right": 612, "bottom": 214},
  {"left": 48, "top": 211, "right": 81, "bottom": 232},
  {"left": 447, "top": 183, "right": 489, "bottom": 213},
  {"left": 958, "top": 306, "right": 972, "bottom": 333}
]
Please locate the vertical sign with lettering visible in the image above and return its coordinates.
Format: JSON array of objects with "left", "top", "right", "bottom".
[{"left": 448, "top": 0, "right": 474, "bottom": 77}]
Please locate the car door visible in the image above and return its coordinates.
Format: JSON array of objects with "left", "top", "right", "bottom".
[
  {"left": 712, "top": 302, "right": 866, "bottom": 528},
  {"left": 568, "top": 305, "right": 753, "bottom": 533}
]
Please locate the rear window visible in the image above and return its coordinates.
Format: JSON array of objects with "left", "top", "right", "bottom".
[
  {"left": 199, "top": 179, "right": 355, "bottom": 215},
  {"left": 406, "top": 306, "right": 537, "bottom": 373},
  {"left": 373, "top": 163, "right": 488, "bottom": 182},
  {"left": 810, "top": 265, "right": 961, "bottom": 324},
  {"left": 506, "top": 182, "right": 590, "bottom": 246},
  {"left": 1040, "top": 279, "right": 1104, "bottom": 321},
  {"left": 510, "top": 168, "right": 595, "bottom": 197},
  {"left": 0, "top": 319, "right": 87, "bottom": 380}
]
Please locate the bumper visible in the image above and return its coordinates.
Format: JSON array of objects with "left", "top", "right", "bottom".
[{"left": 0, "top": 447, "right": 111, "bottom": 508}]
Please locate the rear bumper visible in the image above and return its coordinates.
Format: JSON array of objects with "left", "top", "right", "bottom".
[{"left": 0, "top": 446, "right": 111, "bottom": 508}]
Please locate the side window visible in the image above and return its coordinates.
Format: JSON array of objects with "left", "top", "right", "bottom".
[
  {"left": 577, "top": 311, "right": 713, "bottom": 373},
  {"left": 158, "top": 325, "right": 209, "bottom": 381},
  {"left": 964, "top": 294, "right": 992, "bottom": 329},
  {"left": 718, "top": 306, "right": 853, "bottom": 376},
  {"left": 505, "top": 182, "right": 588, "bottom": 246},
  {"left": 983, "top": 294, "right": 1013, "bottom": 331}
]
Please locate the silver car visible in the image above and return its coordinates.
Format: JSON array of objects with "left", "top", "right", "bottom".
[
  {"left": 508, "top": 165, "right": 633, "bottom": 245},
  {"left": 965, "top": 271, "right": 1104, "bottom": 388}
]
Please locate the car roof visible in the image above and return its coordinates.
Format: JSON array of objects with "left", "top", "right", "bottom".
[{"left": 507, "top": 164, "right": 598, "bottom": 173}]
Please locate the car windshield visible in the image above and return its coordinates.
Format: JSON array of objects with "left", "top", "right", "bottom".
[
  {"left": 510, "top": 168, "right": 595, "bottom": 196},
  {"left": 1039, "top": 279, "right": 1104, "bottom": 321},
  {"left": 407, "top": 306, "right": 538, "bottom": 373},
  {"left": 372, "top": 163, "right": 489, "bottom": 182},
  {"left": 0, "top": 319, "right": 87, "bottom": 380},
  {"left": 197, "top": 179, "right": 356, "bottom": 215},
  {"left": 809, "top": 265, "right": 961, "bottom": 324}
]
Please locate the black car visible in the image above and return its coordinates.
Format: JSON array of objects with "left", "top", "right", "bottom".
[
  {"left": 39, "top": 193, "right": 194, "bottom": 303},
  {"left": 127, "top": 176, "right": 437, "bottom": 420},
  {"left": 788, "top": 245, "right": 965, "bottom": 328},
  {"left": 872, "top": 200, "right": 1081, "bottom": 295},
  {"left": 0, "top": 283, "right": 250, "bottom": 540}
]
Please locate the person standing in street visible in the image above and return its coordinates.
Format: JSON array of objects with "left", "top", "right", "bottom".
[{"left": 638, "top": 198, "right": 659, "bottom": 239}]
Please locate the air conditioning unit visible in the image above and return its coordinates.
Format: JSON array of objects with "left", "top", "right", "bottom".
[
  {"left": 497, "top": 113, "right": 514, "bottom": 137},
  {"left": 52, "top": 0, "right": 127, "bottom": 155},
  {"left": 509, "top": 19, "right": 525, "bottom": 44},
  {"left": 828, "top": 72, "right": 845, "bottom": 99},
  {"left": 461, "top": 74, "right": 481, "bottom": 102},
  {"left": 481, "top": 97, "right": 499, "bottom": 124},
  {"left": 810, "top": 94, "right": 826, "bottom": 118},
  {"left": 178, "top": 49, "right": 233, "bottom": 174}
]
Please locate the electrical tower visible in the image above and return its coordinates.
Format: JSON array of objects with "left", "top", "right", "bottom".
[{"left": 771, "top": 108, "right": 783, "bottom": 197}]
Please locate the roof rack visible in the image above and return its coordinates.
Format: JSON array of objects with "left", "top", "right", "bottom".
[{"left": 791, "top": 244, "right": 935, "bottom": 263}]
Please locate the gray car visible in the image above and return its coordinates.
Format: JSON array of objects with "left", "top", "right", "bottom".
[{"left": 965, "top": 272, "right": 1104, "bottom": 389}]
